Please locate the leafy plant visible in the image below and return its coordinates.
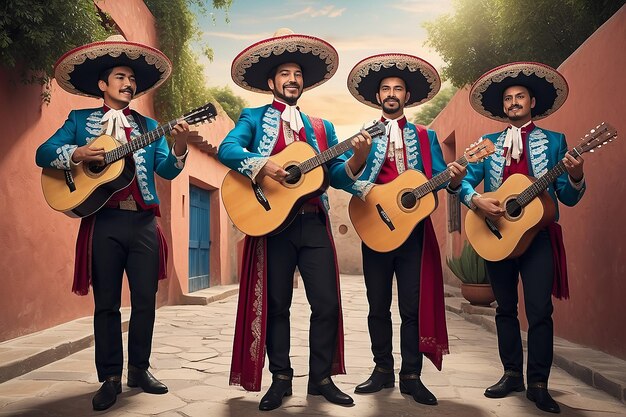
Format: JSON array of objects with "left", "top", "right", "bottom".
[
  {"left": 423, "top": 0, "right": 625, "bottom": 87},
  {"left": 144, "top": 0, "right": 235, "bottom": 123},
  {"left": 0, "top": 0, "right": 113, "bottom": 102},
  {"left": 446, "top": 240, "right": 488, "bottom": 284},
  {"left": 413, "top": 85, "right": 458, "bottom": 126}
]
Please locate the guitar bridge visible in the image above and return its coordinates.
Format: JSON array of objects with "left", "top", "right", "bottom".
[
  {"left": 251, "top": 182, "right": 271, "bottom": 211},
  {"left": 376, "top": 204, "right": 395, "bottom": 231}
]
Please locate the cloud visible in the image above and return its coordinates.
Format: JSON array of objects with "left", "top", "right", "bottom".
[
  {"left": 273, "top": 5, "right": 346, "bottom": 20},
  {"left": 392, "top": 0, "right": 453, "bottom": 15}
]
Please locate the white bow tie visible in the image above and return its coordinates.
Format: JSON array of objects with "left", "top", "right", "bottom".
[
  {"left": 280, "top": 105, "right": 304, "bottom": 137},
  {"left": 101, "top": 108, "right": 131, "bottom": 143},
  {"left": 384, "top": 118, "right": 403, "bottom": 150}
]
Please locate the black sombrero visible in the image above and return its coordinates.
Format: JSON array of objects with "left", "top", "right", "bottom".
[
  {"left": 470, "top": 61, "right": 568, "bottom": 121},
  {"left": 347, "top": 53, "right": 441, "bottom": 109},
  {"left": 231, "top": 28, "right": 338, "bottom": 94},
  {"left": 54, "top": 35, "right": 172, "bottom": 99}
]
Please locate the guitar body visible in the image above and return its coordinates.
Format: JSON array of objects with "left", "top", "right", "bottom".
[
  {"left": 348, "top": 169, "right": 437, "bottom": 253},
  {"left": 41, "top": 134, "right": 135, "bottom": 218},
  {"left": 465, "top": 173, "right": 557, "bottom": 262},
  {"left": 221, "top": 141, "right": 329, "bottom": 236}
]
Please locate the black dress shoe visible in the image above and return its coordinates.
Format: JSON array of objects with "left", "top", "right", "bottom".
[
  {"left": 355, "top": 367, "right": 395, "bottom": 393},
  {"left": 484, "top": 372, "right": 525, "bottom": 398},
  {"left": 92, "top": 377, "right": 122, "bottom": 411},
  {"left": 259, "top": 375, "right": 293, "bottom": 411},
  {"left": 308, "top": 377, "right": 354, "bottom": 405},
  {"left": 127, "top": 365, "right": 168, "bottom": 394},
  {"left": 527, "top": 385, "right": 561, "bottom": 414},
  {"left": 399, "top": 374, "right": 437, "bottom": 405}
]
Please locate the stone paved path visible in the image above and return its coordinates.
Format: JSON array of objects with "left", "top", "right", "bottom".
[{"left": 0, "top": 276, "right": 624, "bottom": 416}]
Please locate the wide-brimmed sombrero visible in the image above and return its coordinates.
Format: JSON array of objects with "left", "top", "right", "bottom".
[
  {"left": 347, "top": 53, "right": 441, "bottom": 109},
  {"left": 231, "top": 28, "right": 338, "bottom": 94},
  {"left": 54, "top": 35, "right": 172, "bottom": 99},
  {"left": 470, "top": 62, "right": 568, "bottom": 121}
]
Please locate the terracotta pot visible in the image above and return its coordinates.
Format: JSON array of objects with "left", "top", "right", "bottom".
[{"left": 461, "top": 283, "right": 496, "bottom": 306}]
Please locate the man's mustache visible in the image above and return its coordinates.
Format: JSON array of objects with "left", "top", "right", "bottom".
[
  {"left": 283, "top": 83, "right": 301, "bottom": 90},
  {"left": 508, "top": 105, "right": 522, "bottom": 111},
  {"left": 384, "top": 97, "right": 400, "bottom": 104},
  {"left": 120, "top": 88, "right": 134, "bottom": 96}
]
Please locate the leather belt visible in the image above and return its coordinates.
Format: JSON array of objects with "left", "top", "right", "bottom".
[{"left": 105, "top": 196, "right": 140, "bottom": 211}]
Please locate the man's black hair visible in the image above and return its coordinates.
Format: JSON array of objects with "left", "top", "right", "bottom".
[{"left": 97, "top": 68, "right": 114, "bottom": 98}]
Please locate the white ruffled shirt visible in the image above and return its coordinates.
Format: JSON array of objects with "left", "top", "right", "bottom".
[
  {"left": 276, "top": 99, "right": 304, "bottom": 143},
  {"left": 101, "top": 106, "right": 132, "bottom": 144},
  {"left": 384, "top": 116, "right": 404, "bottom": 151},
  {"left": 503, "top": 120, "right": 532, "bottom": 166}
]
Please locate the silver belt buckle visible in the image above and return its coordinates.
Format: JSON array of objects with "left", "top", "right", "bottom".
[{"left": 119, "top": 197, "right": 138, "bottom": 211}]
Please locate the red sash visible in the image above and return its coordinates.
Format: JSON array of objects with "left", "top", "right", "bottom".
[
  {"left": 415, "top": 125, "right": 449, "bottom": 370},
  {"left": 229, "top": 116, "right": 345, "bottom": 391}
]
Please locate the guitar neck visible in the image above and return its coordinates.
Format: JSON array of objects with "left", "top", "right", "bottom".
[
  {"left": 104, "top": 119, "right": 179, "bottom": 164},
  {"left": 412, "top": 155, "right": 469, "bottom": 198},
  {"left": 297, "top": 133, "right": 358, "bottom": 174},
  {"left": 516, "top": 146, "right": 582, "bottom": 207}
]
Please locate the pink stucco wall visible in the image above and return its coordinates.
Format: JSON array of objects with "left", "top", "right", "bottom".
[
  {"left": 428, "top": 6, "right": 626, "bottom": 359},
  {"left": 0, "top": 0, "right": 235, "bottom": 342}
]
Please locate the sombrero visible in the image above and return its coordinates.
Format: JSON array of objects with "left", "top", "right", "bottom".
[
  {"left": 347, "top": 53, "right": 441, "bottom": 109},
  {"left": 469, "top": 62, "right": 568, "bottom": 121},
  {"left": 54, "top": 35, "right": 172, "bottom": 99},
  {"left": 231, "top": 28, "right": 338, "bottom": 94}
]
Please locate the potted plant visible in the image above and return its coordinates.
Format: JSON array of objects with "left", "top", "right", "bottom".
[{"left": 446, "top": 241, "right": 495, "bottom": 306}]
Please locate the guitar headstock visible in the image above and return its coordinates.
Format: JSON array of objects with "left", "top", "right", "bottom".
[
  {"left": 364, "top": 120, "right": 386, "bottom": 138},
  {"left": 183, "top": 102, "right": 218, "bottom": 126},
  {"left": 575, "top": 122, "right": 618, "bottom": 155},
  {"left": 465, "top": 138, "right": 496, "bottom": 163}
]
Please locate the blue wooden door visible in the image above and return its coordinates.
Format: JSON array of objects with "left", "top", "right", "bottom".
[{"left": 189, "top": 185, "right": 210, "bottom": 292}]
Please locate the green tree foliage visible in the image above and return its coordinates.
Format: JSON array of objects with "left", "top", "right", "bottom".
[
  {"left": 424, "top": 0, "right": 626, "bottom": 87},
  {"left": 144, "top": 0, "right": 235, "bottom": 122},
  {"left": 412, "top": 85, "right": 458, "bottom": 126},
  {"left": 0, "top": 0, "right": 111, "bottom": 97},
  {"left": 208, "top": 86, "right": 247, "bottom": 121}
]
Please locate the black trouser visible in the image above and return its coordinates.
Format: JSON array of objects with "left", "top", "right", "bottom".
[
  {"left": 362, "top": 222, "right": 424, "bottom": 375},
  {"left": 91, "top": 208, "right": 159, "bottom": 382},
  {"left": 266, "top": 212, "right": 339, "bottom": 382},
  {"left": 486, "top": 229, "right": 554, "bottom": 384}
]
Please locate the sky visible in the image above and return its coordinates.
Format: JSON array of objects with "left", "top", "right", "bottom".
[{"left": 194, "top": 0, "right": 454, "bottom": 138}]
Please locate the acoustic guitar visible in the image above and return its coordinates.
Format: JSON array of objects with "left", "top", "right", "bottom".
[
  {"left": 221, "top": 120, "right": 386, "bottom": 237},
  {"left": 349, "top": 139, "right": 495, "bottom": 252},
  {"left": 41, "top": 103, "right": 217, "bottom": 217},
  {"left": 465, "top": 122, "right": 618, "bottom": 261}
]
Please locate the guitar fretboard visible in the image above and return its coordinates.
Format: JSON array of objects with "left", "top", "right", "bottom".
[
  {"left": 103, "top": 119, "right": 179, "bottom": 164},
  {"left": 516, "top": 146, "right": 582, "bottom": 207},
  {"left": 286, "top": 123, "right": 384, "bottom": 179},
  {"left": 407, "top": 155, "right": 470, "bottom": 201}
]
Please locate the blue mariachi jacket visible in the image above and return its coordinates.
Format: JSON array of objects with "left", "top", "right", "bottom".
[
  {"left": 459, "top": 126, "right": 586, "bottom": 220},
  {"left": 218, "top": 104, "right": 356, "bottom": 211},
  {"left": 35, "top": 108, "right": 185, "bottom": 206},
  {"left": 343, "top": 121, "right": 448, "bottom": 198}
]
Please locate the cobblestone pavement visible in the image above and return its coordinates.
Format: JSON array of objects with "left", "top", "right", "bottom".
[{"left": 0, "top": 276, "right": 624, "bottom": 416}]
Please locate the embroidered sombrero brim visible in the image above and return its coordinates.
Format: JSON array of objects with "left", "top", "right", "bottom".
[
  {"left": 231, "top": 30, "right": 338, "bottom": 93},
  {"left": 54, "top": 35, "right": 172, "bottom": 99},
  {"left": 347, "top": 53, "right": 441, "bottom": 109},
  {"left": 470, "top": 62, "right": 568, "bottom": 122}
]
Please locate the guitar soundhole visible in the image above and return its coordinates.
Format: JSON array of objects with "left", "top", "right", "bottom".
[
  {"left": 87, "top": 162, "right": 107, "bottom": 175},
  {"left": 506, "top": 199, "right": 522, "bottom": 219},
  {"left": 284, "top": 165, "right": 302, "bottom": 185},
  {"left": 400, "top": 192, "right": 417, "bottom": 209}
]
